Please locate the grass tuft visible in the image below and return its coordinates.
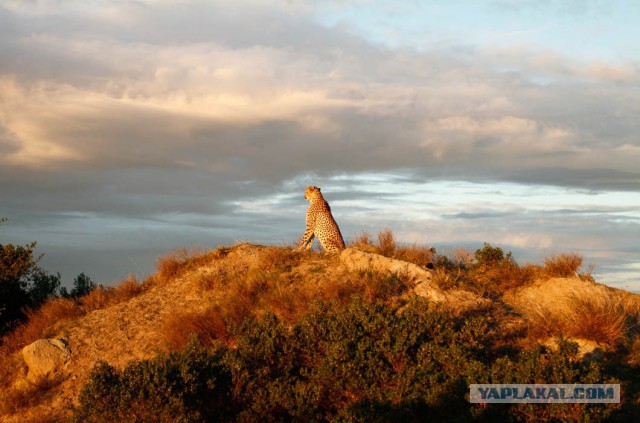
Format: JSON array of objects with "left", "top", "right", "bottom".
[
  {"left": 164, "top": 309, "right": 229, "bottom": 351},
  {"left": 377, "top": 228, "right": 396, "bottom": 257},
  {"left": 544, "top": 253, "right": 583, "bottom": 278},
  {"left": 0, "top": 374, "right": 64, "bottom": 415}
]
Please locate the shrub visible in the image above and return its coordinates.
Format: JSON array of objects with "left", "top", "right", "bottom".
[
  {"left": 490, "top": 338, "right": 620, "bottom": 421},
  {"left": 223, "top": 298, "right": 617, "bottom": 421},
  {"left": 69, "top": 272, "right": 96, "bottom": 298},
  {"left": 1, "top": 240, "right": 39, "bottom": 335},
  {"left": 74, "top": 341, "right": 232, "bottom": 422},
  {"left": 73, "top": 296, "right": 620, "bottom": 422},
  {"left": 467, "top": 243, "right": 534, "bottom": 295},
  {"left": 474, "top": 243, "right": 511, "bottom": 268}
]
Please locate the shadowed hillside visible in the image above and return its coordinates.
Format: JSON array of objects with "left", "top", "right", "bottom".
[{"left": 1, "top": 235, "right": 639, "bottom": 422}]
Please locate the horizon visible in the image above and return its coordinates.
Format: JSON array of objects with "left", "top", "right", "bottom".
[{"left": 1, "top": 1, "right": 638, "bottom": 291}]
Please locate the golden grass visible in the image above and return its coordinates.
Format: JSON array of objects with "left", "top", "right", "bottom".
[
  {"left": 351, "top": 231, "right": 374, "bottom": 248},
  {"left": 162, "top": 242, "right": 416, "bottom": 340},
  {"left": 0, "top": 298, "right": 81, "bottom": 355},
  {"left": 314, "top": 277, "right": 364, "bottom": 305},
  {"left": 395, "top": 244, "right": 435, "bottom": 268},
  {"left": 351, "top": 230, "right": 436, "bottom": 267},
  {"left": 260, "top": 280, "right": 311, "bottom": 324},
  {"left": 377, "top": 228, "right": 396, "bottom": 257},
  {"left": 79, "top": 275, "right": 145, "bottom": 312},
  {"left": 563, "top": 290, "right": 634, "bottom": 345},
  {"left": 0, "top": 349, "right": 27, "bottom": 402},
  {"left": 163, "top": 309, "right": 229, "bottom": 351},
  {"left": 543, "top": 253, "right": 583, "bottom": 278},
  {"left": 518, "top": 282, "right": 637, "bottom": 347},
  {"left": 465, "top": 261, "right": 536, "bottom": 296},
  {"left": 0, "top": 373, "right": 63, "bottom": 415},
  {"left": 431, "top": 266, "right": 463, "bottom": 291},
  {"left": 150, "top": 247, "right": 219, "bottom": 285}
]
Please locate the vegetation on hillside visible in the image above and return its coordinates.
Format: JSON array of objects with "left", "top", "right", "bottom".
[
  {"left": 0, "top": 218, "right": 97, "bottom": 337},
  {"left": 1, "top": 230, "right": 639, "bottom": 421},
  {"left": 76, "top": 300, "right": 619, "bottom": 422}
]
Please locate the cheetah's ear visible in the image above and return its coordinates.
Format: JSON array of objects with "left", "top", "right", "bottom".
[{"left": 317, "top": 187, "right": 321, "bottom": 191}]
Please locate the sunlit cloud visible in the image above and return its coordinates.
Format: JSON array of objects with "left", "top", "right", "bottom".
[{"left": 0, "top": 0, "right": 638, "bottom": 289}]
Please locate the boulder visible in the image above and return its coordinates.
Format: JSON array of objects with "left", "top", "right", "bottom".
[
  {"left": 21, "top": 338, "right": 71, "bottom": 381},
  {"left": 340, "top": 247, "right": 445, "bottom": 302}
]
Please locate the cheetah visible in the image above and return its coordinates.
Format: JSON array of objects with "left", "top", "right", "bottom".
[{"left": 297, "top": 186, "right": 346, "bottom": 253}]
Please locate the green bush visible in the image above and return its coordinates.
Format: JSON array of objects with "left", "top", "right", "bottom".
[
  {"left": 74, "top": 341, "right": 232, "bottom": 422},
  {"left": 474, "top": 243, "right": 512, "bottom": 268},
  {"left": 75, "top": 297, "right": 620, "bottom": 422}
]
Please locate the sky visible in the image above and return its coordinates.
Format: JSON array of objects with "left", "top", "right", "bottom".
[{"left": 1, "top": 0, "right": 639, "bottom": 291}]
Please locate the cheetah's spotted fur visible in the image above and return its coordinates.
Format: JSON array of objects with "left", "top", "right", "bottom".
[{"left": 297, "top": 186, "right": 345, "bottom": 253}]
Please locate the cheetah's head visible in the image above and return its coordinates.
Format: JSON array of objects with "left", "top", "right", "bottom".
[{"left": 304, "top": 186, "right": 322, "bottom": 202}]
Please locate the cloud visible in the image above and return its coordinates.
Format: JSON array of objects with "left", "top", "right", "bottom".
[{"left": 1, "top": 0, "right": 639, "bottom": 288}]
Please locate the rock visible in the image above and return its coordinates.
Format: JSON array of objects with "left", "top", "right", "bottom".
[
  {"left": 340, "top": 248, "right": 446, "bottom": 303},
  {"left": 340, "top": 248, "right": 489, "bottom": 310},
  {"left": 21, "top": 338, "right": 71, "bottom": 381}
]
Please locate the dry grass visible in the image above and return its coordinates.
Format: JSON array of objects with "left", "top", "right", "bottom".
[
  {"left": 377, "top": 228, "right": 396, "bottom": 257},
  {"left": 351, "top": 230, "right": 436, "bottom": 268},
  {"left": 431, "top": 266, "right": 463, "bottom": 291},
  {"left": 395, "top": 244, "right": 435, "bottom": 268},
  {"left": 0, "top": 298, "right": 81, "bottom": 355},
  {"left": 544, "top": 253, "right": 583, "bottom": 278},
  {"left": 260, "top": 280, "right": 311, "bottom": 324},
  {"left": 163, "top": 309, "right": 229, "bottom": 351},
  {"left": 150, "top": 247, "right": 219, "bottom": 285},
  {"left": 79, "top": 275, "right": 145, "bottom": 312},
  {"left": 112, "top": 275, "right": 146, "bottom": 301},
  {"left": 351, "top": 231, "right": 374, "bottom": 248},
  {"left": 466, "top": 261, "right": 536, "bottom": 296},
  {"left": 0, "top": 349, "right": 28, "bottom": 403},
  {"left": 166, "top": 243, "right": 413, "bottom": 338},
  {"left": 563, "top": 291, "right": 634, "bottom": 345},
  {"left": 0, "top": 373, "right": 63, "bottom": 415},
  {"left": 314, "top": 277, "right": 364, "bottom": 305},
  {"left": 517, "top": 283, "right": 637, "bottom": 347}
]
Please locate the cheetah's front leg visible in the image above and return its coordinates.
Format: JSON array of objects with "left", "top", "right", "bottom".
[{"left": 298, "top": 227, "right": 315, "bottom": 251}]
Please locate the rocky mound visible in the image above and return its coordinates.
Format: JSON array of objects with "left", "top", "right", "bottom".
[{"left": 2, "top": 244, "right": 639, "bottom": 422}]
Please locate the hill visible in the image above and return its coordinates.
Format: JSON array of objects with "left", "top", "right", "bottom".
[{"left": 1, "top": 238, "right": 639, "bottom": 422}]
